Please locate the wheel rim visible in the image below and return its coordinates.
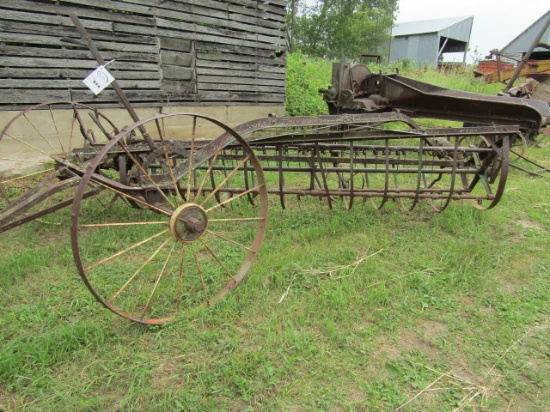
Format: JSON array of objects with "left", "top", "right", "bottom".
[
  {"left": 460, "top": 134, "right": 510, "bottom": 211},
  {"left": 71, "top": 112, "right": 268, "bottom": 325}
]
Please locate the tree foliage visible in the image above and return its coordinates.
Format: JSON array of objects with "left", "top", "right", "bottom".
[{"left": 287, "top": 0, "right": 397, "bottom": 60}]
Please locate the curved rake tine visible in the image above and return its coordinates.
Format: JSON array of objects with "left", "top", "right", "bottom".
[{"left": 204, "top": 183, "right": 264, "bottom": 214}]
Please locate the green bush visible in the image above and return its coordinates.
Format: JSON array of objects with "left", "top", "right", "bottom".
[{"left": 285, "top": 53, "right": 332, "bottom": 117}]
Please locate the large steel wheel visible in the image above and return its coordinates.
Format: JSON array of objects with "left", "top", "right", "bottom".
[
  {"left": 0, "top": 101, "right": 116, "bottom": 232},
  {"left": 71, "top": 113, "right": 268, "bottom": 325}
]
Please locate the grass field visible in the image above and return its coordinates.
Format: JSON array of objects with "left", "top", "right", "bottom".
[{"left": 1, "top": 64, "right": 550, "bottom": 411}]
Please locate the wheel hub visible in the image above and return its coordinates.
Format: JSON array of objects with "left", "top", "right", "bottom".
[{"left": 169, "top": 203, "right": 208, "bottom": 242}]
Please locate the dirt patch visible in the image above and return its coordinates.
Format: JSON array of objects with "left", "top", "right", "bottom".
[
  {"left": 378, "top": 330, "right": 436, "bottom": 360},
  {"left": 149, "top": 354, "right": 195, "bottom": 392},
  {"left": 516, "top": 219, "right": 542, "bottom": 231},
  {"left": 398, "top": 330, "right": 437, "bottom": 353},
  {"left": 461, "top": 295, "right": 475, "bottom": 306},
  {"left": 446, "top": 357, "right": 483, "bottom": 387},
  {"left": 372, "top": 319, "right": 450, "bottom": 361},
  {"left": 227, "top": 399, "right": 252, "bottom": 411},
  {"left": 420, "top": 320, "right": 448, "bottom": 341}
]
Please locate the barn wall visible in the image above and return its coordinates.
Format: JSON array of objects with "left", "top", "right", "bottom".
[
  {"left": 0, "top": 0, "right": 287, "bottom": 121},
  {"left": 390, "top": 33, "right": 439, "bottom": 66}
]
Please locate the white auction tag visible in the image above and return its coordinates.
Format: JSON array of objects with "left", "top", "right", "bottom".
[{"left": 83, "top": 65, "right": 115, "bottom": 95}]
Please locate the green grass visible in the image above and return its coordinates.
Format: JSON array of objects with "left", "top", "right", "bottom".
[
  {"left": 1, "top": 63, "right": 550, "bottom": 410},
  {"left": 1, "top": 141, "right": 549, "bottom": 411}
]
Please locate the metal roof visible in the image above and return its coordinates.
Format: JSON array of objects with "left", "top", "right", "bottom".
[
  {"left": 389, "top": 16, "right": 474, "bottom": 66},
  {"left": 501, "top": 10, "right": 550, "bottom": 54},
  {"left": 393, "top": 16, "right": 473, "bottom": 41}
]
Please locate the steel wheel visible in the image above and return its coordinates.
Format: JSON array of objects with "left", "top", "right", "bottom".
[
  {"left": 71, "top": 113, "right": 268, "bottom": 325},
  {"left": 0, "top": 101, "right": 117, "bottom": 232},
  {"left": 459, "top": 134, "right": 510, "bottom": 210}
]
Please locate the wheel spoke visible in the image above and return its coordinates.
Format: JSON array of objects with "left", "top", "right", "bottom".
[
  {"left": 209, "top": 217, "right": 266, "bottom": 223},
  {"left": 156, "top": 117, "right": 185, "bottom": 204},
  {"left": 186, "top": 116, "right": 197, "bottom": 201},
  {"left": 200, "top": 154, "right": 251, "bottom": 206},
  {"left": 193, "top": 134, "right": 229, "bottom": 202},
  {"left": 193, "top": 250, "right": 210, "bottom": 306},
  {"left": 84, "top": 229, "right": 169, "bottom": 272},
  {"left": 199, "top": 238, "right": 237, "bottom": 283},
  {"left": 88, "top": 176, "right": 173, "bottom": 217},
  {"left": 3, "top": 132, "right": 53, "bottom": 157},
  {"left": 117, "top": 143, "right": 177, "bottom": 209},
  {"left": 23, "top": 113, "right": 58, "bottom": 154},
  {"left": 141, "top": 242, "right": 177, "bottom": 317},
  {"left": 0, "top": 157, "right": 50, "bottom": 165},
  {"left": 79, "top": 221, "right": 167, "bottom": 228},
  {"left": 0, "top": 168, "right": 54, "bottom": 185},
  {"left": 175, "top": 244, "right": 185, "bottom": 311},
  {"left": 69, "top": 104, "right": 84, "bottom": 148},
  {"left": 205, "top": 229, "right": 254, "bottom": 252},
  {"left": 48, "top": 105, "right": 65, "bottom": 153},
  {"left": 107, "top": 236, "right": 172, "bottom": 304}
]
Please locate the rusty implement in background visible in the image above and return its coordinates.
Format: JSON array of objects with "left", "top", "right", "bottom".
[
  {"left": 473, "top": 12, "right": 550, "bottom": 111},
  {"left": 1, "top": 16, "right": 549, "bottom": 325},
  {"left": 319, "top": 61, "right": 549, "bottom": 137},
  {"left": 474, "top": 56, "right": 550, "bottom": 112},
  {"left": 475, "top": 58, "right": 550, "bottom": 84}
]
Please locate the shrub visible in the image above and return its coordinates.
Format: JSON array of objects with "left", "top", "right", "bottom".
[{"left": 285, "top": 53, "right": 332, "bottom": 116}]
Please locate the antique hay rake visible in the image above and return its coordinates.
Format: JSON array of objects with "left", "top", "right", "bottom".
[{"left": 1, "top": 16, "right": 549, "bottom": 325}]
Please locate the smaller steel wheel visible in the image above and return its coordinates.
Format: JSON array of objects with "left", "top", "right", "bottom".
[
  {"left": 459, "top": 134, "right": 510, "bottom": 211},
  {"left": 0, "top": 101, "right": 117, "bottom": 232}
]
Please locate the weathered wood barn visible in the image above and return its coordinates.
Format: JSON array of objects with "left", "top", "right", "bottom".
[{"left": 0, "top": 0, "right": 287, "bottom": 127}]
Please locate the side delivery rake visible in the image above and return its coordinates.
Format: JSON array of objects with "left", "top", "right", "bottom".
[{"left": 1, "top": 15, "right": 548, "bottom": 325}]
